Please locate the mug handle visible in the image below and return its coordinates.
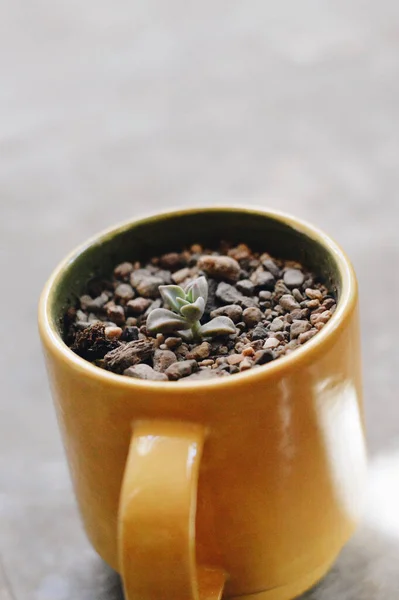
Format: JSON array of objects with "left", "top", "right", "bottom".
[{"left": 118, "top": 420, "right": 226, "bottom": 600}]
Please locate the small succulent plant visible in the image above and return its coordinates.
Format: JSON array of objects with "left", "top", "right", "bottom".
[{"left": 147, "top": 276, "right": 236, "bottom": 341}]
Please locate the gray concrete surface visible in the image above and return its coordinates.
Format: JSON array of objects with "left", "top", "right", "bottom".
[{"left": 1, "top": 1, "right": 399, "bottom": 598}]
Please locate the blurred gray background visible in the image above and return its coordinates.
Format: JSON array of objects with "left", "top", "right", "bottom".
[{"left": 1, "top": 1, "right": 399, "bottom": 599}]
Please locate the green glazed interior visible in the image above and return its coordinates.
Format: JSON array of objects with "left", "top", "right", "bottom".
[{"left": 50, "top": 208, "right": 342, "bottom": 338}]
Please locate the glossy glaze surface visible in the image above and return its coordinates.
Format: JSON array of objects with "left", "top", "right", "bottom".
[{"left": 39, "top": 207, "right": 366, "bottom": 600}]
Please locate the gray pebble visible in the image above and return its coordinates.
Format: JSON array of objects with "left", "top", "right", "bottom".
[
  {"left": 283, "top": 269, "right": 305, "bottom": 289},
  {"left": 210, "top": 304, "right": 243, "bottom": 323},
  {"left": 135, "top": 276, "right": 164, "bottom": 298},
  {"left": 124, "top": 364, "right": 168, "bottom": 381},
  {"left": 236, "top": 279, "right": 255, "bottom": 296},
  {"left": 130, "top": 269, "right": 152, "bottom": 287},
  {"left": 115, "top": 283, "right": 135, "bottom": 302},
  {"left": 270, "top": 317, "right": 284, "bottom": 332},
  {"left": 254, "top": 349, "right": 274, "bottom": 365},
  {"left": 251, "top": 325, "right": 268, "bottom": 340},
  {"left": 114, "top": 262, "right": 134, "bottom": 279},
  {"left": 165, "top": 359, "right": 199, "bottom": 380},
  {"left": 153, "top": 349, "right": 178, "bottom": 372},
  {"left": 251, "top": 270, "right": 275, "bottom": 290},
  {"left": 127, "top": 297, "right": 152, "bottom": 315},
  {"left": 262, "top": 258, "right": 281, "bottom": 278},
  {"left": 216, "top": 282, "right": 244, "bottom": 305},
  {"left": 290, "top": 320, "right": 312, "bottom": 339},
  {"left": 279, "top": 294, "right": 300, "bottom": 312}
]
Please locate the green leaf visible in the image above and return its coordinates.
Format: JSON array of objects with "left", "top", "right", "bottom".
[
  {"left": 180, "top": 297, "right": 205, "bottom": 323},
  {"left": 185, "top": 276, "right": 208, "bottom": 305},
  {"left": 147, "top": 308, "right": 187, "bottom": 334},
  {"left": 200, "top": 316, "right": 236, "bottom": 338},
  {"left": 159, "top": 285, "right": 186, "bottom": 312},
  {"left": 176, "top": 296, "right": 190, "bottom": 309}
]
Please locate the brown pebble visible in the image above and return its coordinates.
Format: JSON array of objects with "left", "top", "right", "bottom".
[
  {"left": 106, "top": 303, "right": 126, "bottom": 325},
  {"left": 305, "top": 288, "right": 323, "bottom": 301},
  {"left": 199, "top": 359, "right": 214, "bottom": 367},
  {"left": 311, "top": 309, "right": 333, "bottom": 326},
  {"left": 239, "top": 358, "right": 253, "bottom": 371},
  {"left": 323, "top": 298, "right": 336, "bottom": 309},
  {"left": 228, "top": 243, "right": 251, "bottom": 261},
  {"left": 153, "top": 349, "right": 177, "bottom": 372},
  {"left": 307, "top": 299, "right": 320, "bottom": 309},
  {"left": 165, "top": 359, "right": 199, "bottom": 380},
  {"left": 104, "top": 326, "right": 123, "bottom": 340},
  {"left": 242, "top": 307, "right": 263, "bottom": 327},
  {"left": 298, "top": 328, "right": 318, "bottom": 344},
  {"left": 127, "top": 297, "right": 152, "bottom": 315},
  {"left": 124, "top": 364, "right": 168, "bottom": 381},
  {"left": 292, "top": 288, "right": 304, "bottom": 302},
  {"left": 114, "top": 283, "right": 135, "bottom": 302},
  {"left": 191, "top": 244, "right": 203, "bottom": 254},
  {"left": 164, "top": 336, "right": 182, "bottom": 349},
  {"left": 114, "top": 262, "right": 134, "bottom": 280},
  {"left": 188, "top": 342, "right": 211, "bottom": 361},
  {"left": 279, "top": 294, "right": 300, "bottom": 312},
  {"left": 126, "top": 317, "right": 138, "bottom": 326},
  {"left": 315, "top": 322, "right": 325, "bottom": 331},
  {"left": 197, "top": 255, "right": 241, "bottom": 282},
  {"left": 290, "top": 320, "right": 312, "bottom": 339},
  {"left": 160, "top": 252, "right": 181, "bottom": 269},
  {"left": 172, "top": 267, "right": 190, "bottom": 284},
  {"left": 242, "top": 346, "right": 255, "bottom": 357},
  {"left": 227, "top": 354, "right": 243, "bottom": 365}
]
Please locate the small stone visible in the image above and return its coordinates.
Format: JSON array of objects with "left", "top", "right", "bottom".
[
  {"left": 264, "top": 337, "right": 280, "bottom": 349},
  {"left": 126, "top": 317, "right": 138, "bottom": 326},
  {"left": 290, "top": 308, "right": 309, "bottom": 320},
  {"left": 105, "top": 326, "right": 123, "bottom": 340},
  {"left": 200, "top": 359, "right": 214, "bottom": 367},
  {"left": 305, "top": 288, "right": 323, "bottom": 301},
  {"left": 290, "top": 320, "right": 311, "bottom": 339},
  {"left": 80, "top": 292, "right": 108, "bottom": 312},
  {"left": 242, "top": 346, "right": 255, "bottom": 357},
  {"left": 239, "top": 358, "right": 253, "bottom": 371},
  {"left": 187, "top": 342, "right": 211, "bottom": 361},
  {"left": 135, "top": 276, "right": 164, "bottom": 298},
  {"left": 114, "top": 262, "right": 134, "bottom": 280},
  {"left": 76, "top": 309, "right": 88, "bottom": 322},
  {"left": 190, "top": 244, "right": 203, "bottom": 254},
  {"left": 115, "top": 283, "right": 135, "bottom": 302},
  {"left": 210, "top": 304, "right": 243, "bottom": 323},
  {"left": 323, "top": 298, "right": 336, "bottom": 310},
  {"left": 251, "top": 326, "right": 268, "bottom": 340},
  {"left": 124, "top": 364, "right": 168, "bottom": 381},
  {"left": 153, "top": 349, "right": 177, "bottom": 372},
  {"left": 236, "top": 279, "right": 255, "bottom": 295},
  {"left": 180, "top": 368, "right": 222, "bottom": 381},
  {"left": 121, "top": 326, "right": 139, "bottom": 342},
  {"left": 315, "top": 322, "right": 325, "bottom": 331},
  {"left": 216, "top": 282, "right": 243, "bottom": 305},
  {"left": 175, "top": 343, "right": 190, "bottom": 358},
  {"left": 106, "top": 303, "right": 126, "bottom": 325},
  {"left": 306, "top": 299, "right": 320, "bottom": 309},
  {"left": 155, "top": 269, "right": 172, "bottom": 284},
  {"left": 251, "top": 270, "right": 275, "bottom": 290},
  {"left": 172, "top": 267, "right": 190, "bottom": 284},
  {"left": 279, "top": 294, "right": 300, "bottom": 312},
  {"left": 227, "top": 354, "right": 243, "bottom": 365},
  {"left": 165, "top": 359, "right": 199, "bottom": 380},
  {"left": 292, "top": 288, "right": 304, "bottom": 302},
  {"left": 197, "top": 255, "right": 241, "bottom": 282},
  {"left": 283, "top": 269, "right": 305, "bottom": 289},
  {"left": 164, "top": 337, "right": 182, "bottom": 349},
  {"left": 160, "top": 252, "right": 181, "bottom": 269},
  {"left": 239, "top": 296, "right": 259, "bottom": 309},
  {"left": 104, "top": 339, "right": 154, "bottom": 373},
  {"left": 259, "top": 290, "right": 272, "bottom": 301},
  {"left": 262, "top": 258, "right": 281, "bottom": 278},
  {"left": 274, "top": 280, "right": 291, "bottom": 299},
  {"left": 127, "top": 297, "right": 152, "bottom": 315},
  {"left": 228, "top": 244, "right": 251, "bottom": 261},
  {"left": 235, "top": 321, "right": 247, "bottom": 333},
  {"left": 242, "top": 307, "right": 263, "bottom": 327},
  {"left": 270, "top": 318, "right": 284, "bottom": 332},
  {"left": 254, "top": 349, "right": 274, "bottom": 365},
  {"left": 130, "top": 269, "right": 152, "bottom": 287}
]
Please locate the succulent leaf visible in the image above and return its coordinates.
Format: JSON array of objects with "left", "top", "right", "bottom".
[
  {"left": 147, "top": 308, "right": 187, "bottom": 334},
  {"left": 180, "top": 297, "right": 205, "bottom": 323},
  {"left": 185, "top": 276, "right": 208, "bottom": 305},
  {"left": 176, "top": 296, "right": 190, "bottom": 309},
  {"left": 159, "top": 285, "right": 186, "bottom": 312},
  {"left": 200, "top": 316, "right": 236, "bottom": 337}
]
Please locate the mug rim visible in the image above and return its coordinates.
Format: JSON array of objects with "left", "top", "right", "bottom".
[{"left": 38, "top": 205, "right": 358, "bottom": 391}]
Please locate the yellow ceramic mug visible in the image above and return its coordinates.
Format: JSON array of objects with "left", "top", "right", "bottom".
[{"left": 39, "top": 207, "right": 367, "bottom": 600}]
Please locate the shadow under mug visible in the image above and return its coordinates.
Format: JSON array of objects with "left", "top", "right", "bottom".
[{"left": 38, "top": 206, "right": 367, "bottom": 600}]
